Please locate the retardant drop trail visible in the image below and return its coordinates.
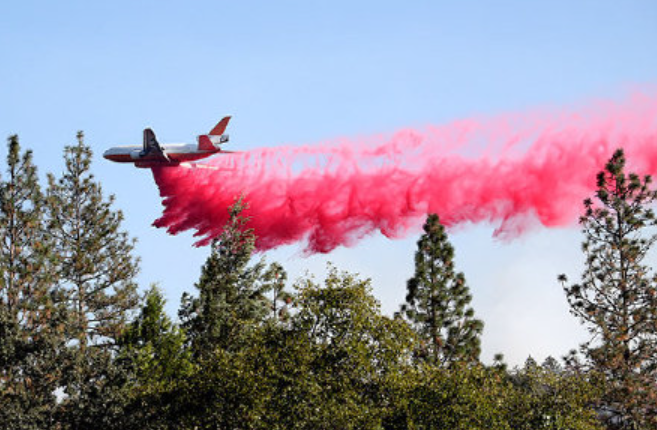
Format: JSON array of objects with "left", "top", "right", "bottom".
[{"left": 151, "top": 92, "right": 657, "bottom": 253}]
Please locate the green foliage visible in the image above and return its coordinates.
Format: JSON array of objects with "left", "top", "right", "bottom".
[
  {"left": 122, "top": 285, "right": 192, "bottom": 386},
  {"left": 289, "top": 266, "right": 417, "bottom": 430},
  {"left": 262, "top": 262, "right": 292, "bottom": 323},
  {"left": 402, "top": 213, "right": 484, "bottom": 366},
  {"left": 172, "top": 266, "right": 416, "bottom": 430},
  {"left": 0, "top": 135, "right": 65, "bottom": 429},
  {"left": 46, "top": 132, "right": 139, "bottom": 349},
  {"left": 119, "top": 285, "right": 193, "bottom": 429},
  {"left": 560, "top": 149, "right": 657, "bottom": 428},
  {"left": 181, "top": 196, "right": 280, "bottom": 356},
  {"left": 169, "top": 341, "right": 272, "bottom": 430},
  {"left": 506, "top": 358, "right": 604, "bottom": 430},
  {"left": 400, "top": 358, "right": 603, "bottom": 430},
  {"left": 54, "top": 351, "right": 134, "bottom": 430},
  {"left": 405, "top": 363, "right": 511, "bottom": 430},
  {"left": 45, "top": 132, "right": 140, "bottom": 430}
]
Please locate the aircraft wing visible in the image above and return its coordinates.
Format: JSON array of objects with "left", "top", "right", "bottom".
[{"left": 142, "top": 128, "right": 171, "bottom": 162}]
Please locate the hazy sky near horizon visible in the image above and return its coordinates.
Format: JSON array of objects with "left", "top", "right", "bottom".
[{"left": 2, "top": 1, "right": 657, "bottom": 365}]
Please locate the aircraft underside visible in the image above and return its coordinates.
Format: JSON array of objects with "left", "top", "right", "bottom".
[{"left": 106, "top": 150, "right": 214, "bottom": 167}]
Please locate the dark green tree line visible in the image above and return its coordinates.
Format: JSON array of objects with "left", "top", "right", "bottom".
[{"left": 162, "top": 263, "right": 602, "bottom": 430}]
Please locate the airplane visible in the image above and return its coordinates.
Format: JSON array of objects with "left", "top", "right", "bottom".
[{"left": 103, "top": 116, "right": 232, "bottom": 168}]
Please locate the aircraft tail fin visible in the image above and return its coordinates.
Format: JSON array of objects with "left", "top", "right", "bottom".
[
  {"left": 209, "top": 116, "right": 231, "bottom": 136},
  {"left": 198, "top": 116, "right": 231, "bottom": 151},
  {"left": 198, "top": 135, "right": 229, "bottom": 151}
]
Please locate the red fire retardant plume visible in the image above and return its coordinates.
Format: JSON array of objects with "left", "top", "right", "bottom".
[{"left": 152, "top": 93, "right": 657, "bottom": 253}]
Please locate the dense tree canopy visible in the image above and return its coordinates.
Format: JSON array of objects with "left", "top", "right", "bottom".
[{"left": 180, "top": 197, "right": 277, "bottom": 357}]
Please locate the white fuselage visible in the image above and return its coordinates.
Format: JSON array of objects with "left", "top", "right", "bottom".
[{"left": 103, "top": 142, "right": 220, "bottom": 166}]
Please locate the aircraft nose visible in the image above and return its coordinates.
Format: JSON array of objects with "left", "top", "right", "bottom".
[{"left": 102, "top": 149, "right": 117, "bottom": 161}]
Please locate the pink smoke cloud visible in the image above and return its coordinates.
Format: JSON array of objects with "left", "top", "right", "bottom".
[{"left": 152, "top": 92, "right": 657, "bottom": 253}]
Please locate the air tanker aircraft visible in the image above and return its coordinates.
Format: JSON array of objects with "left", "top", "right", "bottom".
[{"left": 103, "top": 116, "right": 232, "bottom": 167}]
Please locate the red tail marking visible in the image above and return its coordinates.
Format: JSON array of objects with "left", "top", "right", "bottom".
[
  {"left": 209, "top": 116, "right": 231, "bottom": 136},
  {"left": 198, "top": 135, "right": 215, "bottom": 151}
]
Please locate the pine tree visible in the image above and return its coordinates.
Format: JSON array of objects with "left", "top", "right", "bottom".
[
  {"left": 0, "top": 135, "right": 65, "bottom": 429},
  {"left": 401, "top": 214, "right": 483, "bottom": 366},
  {"left": 46, "top": 132, "right": 139, "bottom": 350},
  {"left": 119, "top": 285, "right": 192, "bottom": 428},
  {"left": 262, "top": 262, "right": 292, "bottom": 323},
  {"left": 122, "top": 285, "right": 191, "bottom": 385},
  {"left": 180, "top": 197, "right": 270, "bottom": 356},
  {"left": 560, "top": 149, "right": 657, "bottom": 428},
  {"left": 46, "top": 132, "right": 139, "bottom": 429}
]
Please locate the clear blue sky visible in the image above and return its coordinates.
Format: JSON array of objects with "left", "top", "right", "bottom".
[{"left": 2, "top": 1, "right": 656, "bottom": 364}]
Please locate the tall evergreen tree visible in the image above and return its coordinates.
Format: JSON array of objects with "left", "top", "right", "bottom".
[
  {"left": 0, "top": 135, "right": 64, "bottom": 429},
  {"left": 121, "top": 286, "right": 191, "bottom": 382},
  {"left": 401, "top": 213, "right": 483, "bottom": 366},
  {"left": 119, "top": 285, "right": 192, "bottom": 429},
  {"left": 180, "top": 197, "right": 270, "bottom": 356},
  {"left": 46, "top": 132, "right": 139, "bottom": 350},
  {"left": 262, "top": 262, "right": 292, "bottom": 323},
  {"left": 560, "top": 149, "right": 657, "bottom": 428},
  {"left": 45, "top": 132, "right": 139, "bottom": 429}
]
